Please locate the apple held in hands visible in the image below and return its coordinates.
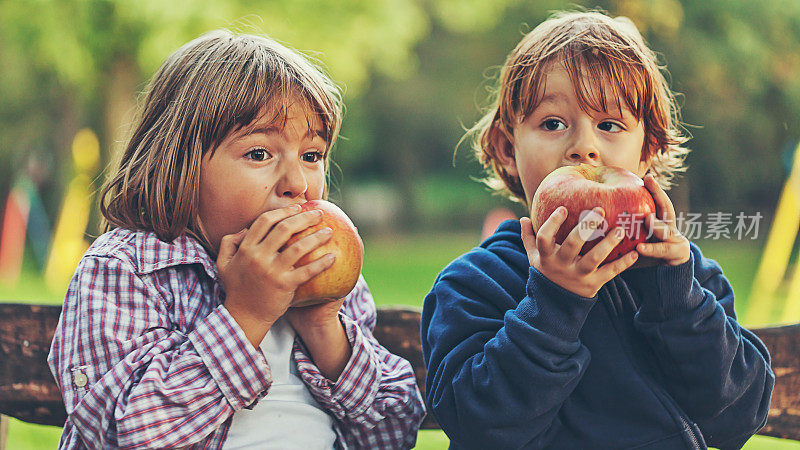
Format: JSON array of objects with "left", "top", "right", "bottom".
[
  {"left": 287, "top": 200, "right": 364, "bottom": 307},
  {"left": 530, "top": 164, "right": 656, "bottom": 264}
]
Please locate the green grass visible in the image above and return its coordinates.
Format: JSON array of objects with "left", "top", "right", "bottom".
[
  {"left": 3, "top": 418, "right": 63, "bottom": 449},
  {"left": 1, "top": 232, "right": 796, "bottom": 449},
  {"left": 362, "top": 231, "right": 480, "bottom": 308}
]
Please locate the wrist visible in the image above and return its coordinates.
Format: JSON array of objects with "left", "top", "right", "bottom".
[
  {"left": 224, "top": 301, "right": 278, "bottom": 348},
  {"left": 295, "top": 315, "right": 351, "bottom": 381},
  {"left": 295, "top": 314, "right": 345, "bottom": 342}
]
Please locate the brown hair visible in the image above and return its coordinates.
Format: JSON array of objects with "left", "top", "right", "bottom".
[
  {"left": 468, "top": 11, "right": 689, "bottom": 205},
  {"left": 100, "top": 30, "right": 342, "bottom": 248}
]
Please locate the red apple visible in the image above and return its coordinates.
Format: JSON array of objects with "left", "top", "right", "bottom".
[
  {"left": 286, "top": 200, "right": 364, "bottom": 307},
  {"left": 530, "top": 164, "right": 656, "bottom": 264}
]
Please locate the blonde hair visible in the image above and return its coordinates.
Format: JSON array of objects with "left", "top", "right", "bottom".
[
  {"left": 100, "top": 30, "right": 342, "bottom": 249},
  {"left": 468, "top": 11, "right": 689, "bottom": 204}
]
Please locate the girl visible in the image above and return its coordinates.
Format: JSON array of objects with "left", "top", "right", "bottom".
[{"left": 48, "top": 30, "right": 425, "bottom": 449}]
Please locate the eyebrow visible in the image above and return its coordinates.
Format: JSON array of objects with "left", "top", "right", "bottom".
[
  {"left": 235, "top": 126, "right": 325, "bottom": 142},
  {"left": 540, "top": 92, "right": 634, "bottom": 118}
]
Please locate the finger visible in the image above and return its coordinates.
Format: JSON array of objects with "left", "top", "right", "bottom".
[
  {"left": 644, "top": 175, "right": 675, "bottom": 223},
  {"left": 241, "top": 204, "right": 303, "bottom": 249},
  {"left": 560, "top": 207, "right": 605, "bottom": 260},
  {"left": 520, "top": 217, "right": 538, "bottom": 255},
  {"left": 578, "top": 227, "right": 625, "bottom": 272},
  {"left": 645, "top": 213, "right": 679, "bottom": 242},
  {"left": 279, "top": 227, "right": 333, "bottom": 266},
  {"left": 289, "top": 252, "right": 336, "bottom": 285},
  {"left": 535, "top": 207, "right": 568, "bottom": 257},
  {"left": 636, "top": 241, "right": 677, "bottom": 260},
  {"left": 596, "top": 250, "right": 639, "bottom": 281},
  {"left": 217, "top": 229, "right": 248, "bottom": 268},
  {"left": 259, "top": 209, "right": 324, "bottom": 254}
]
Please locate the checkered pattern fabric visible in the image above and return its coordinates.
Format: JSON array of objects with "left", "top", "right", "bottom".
[{"left": 48, "top": 228, "right": 425, "bottom": 449}]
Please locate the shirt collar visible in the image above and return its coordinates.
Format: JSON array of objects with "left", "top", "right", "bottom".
[{"left": 90, "top": 227, "right": 219, "bottom": 281}]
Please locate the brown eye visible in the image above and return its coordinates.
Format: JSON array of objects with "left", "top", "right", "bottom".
[
  {"left": 302, "top": 151, "right": 324, "bottom": 163},
  {"left": 543, "top": 119, "right": 565, "bottom": 131},
  {"left": 246, "top": 149, "right": 270, "bottom": 161},
  {"left": 598, "top": 121, "right": 623, "bottom": 132}
]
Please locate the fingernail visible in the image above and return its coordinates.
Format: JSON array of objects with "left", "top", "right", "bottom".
[
  {"left": 320, "top": 227, "right": 332, "bottom": 235},
  {"left": 290, "top": 204, "right": 302, "bottom": 211}
]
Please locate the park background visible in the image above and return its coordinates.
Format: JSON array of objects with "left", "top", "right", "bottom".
[{"left": 1, "top": 0, "right": 800, "bottom": 448}]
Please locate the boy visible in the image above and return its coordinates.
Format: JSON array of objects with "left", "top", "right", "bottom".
[{"left": 421, "top": 11, "right": 773, "bottom": 449}]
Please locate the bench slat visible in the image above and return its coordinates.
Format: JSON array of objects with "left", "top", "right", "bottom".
[
  {"left": 1, "top": 303, "right": 798, "bottom": 440},
  {"left": 0, "top": 304, "right": 65, "bottom": 426}
]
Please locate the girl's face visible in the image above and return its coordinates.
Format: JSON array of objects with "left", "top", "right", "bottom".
[
  {"left": 499, "top": 64, "right": 651, "bottom": 206},
  {"left": 198, "top": 102, "right": 328, "bottom": 253}
]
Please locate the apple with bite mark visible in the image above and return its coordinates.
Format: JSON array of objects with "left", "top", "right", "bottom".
[
  {"left": 286, "top": 200, "right": 364, "bottom": 307},
  {"left": 530, "top": 164, "right": 656, "bottom": 264}
]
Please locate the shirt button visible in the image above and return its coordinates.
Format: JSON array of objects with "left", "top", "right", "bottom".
[{"left": 74, "top": 371, "right": 88, "bottom": 388}]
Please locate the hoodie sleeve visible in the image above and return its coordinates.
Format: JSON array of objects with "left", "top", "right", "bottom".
[
  {"left": 421, "top": 249, "right": 596, "bottom": 449},
  {"left": 632, "top": 242, "right": 774, "bottom": 449}
]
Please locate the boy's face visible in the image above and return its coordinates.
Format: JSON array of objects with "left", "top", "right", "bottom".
[
  {"left": 198, "top": 102, "right": 328, "bottom": 253},
  {"left": 498, "top": 64, "right": 651, "bottom": 206}
]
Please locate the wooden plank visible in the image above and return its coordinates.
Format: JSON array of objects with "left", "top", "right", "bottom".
[
  {"left": 0, "top": 303, "right": 799, "bottom": 440},
  {"left": 752, "top": 322, "right": 800, "bottom": 440},
  {"left": 0, "top": 304, "right": 65, "bottom": 426}
]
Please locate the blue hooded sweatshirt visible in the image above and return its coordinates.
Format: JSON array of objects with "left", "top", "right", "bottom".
[{"left": 421, "top": 220, "right": 773, "bottom": 449}]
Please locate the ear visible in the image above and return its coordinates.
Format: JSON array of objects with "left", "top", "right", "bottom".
[
  {"left": 637, "top": 158, "right": 652, "bottom": 178},
  {"left": 490, "top": 122, "right": 518, "bottom": 177},
  {"left": 638, "top": 140, "right": 656, "bottom": 177}
]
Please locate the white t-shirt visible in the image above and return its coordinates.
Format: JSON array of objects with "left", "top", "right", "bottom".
[{"left": 223, "top": 318, "right": 337, "bottom": 449}]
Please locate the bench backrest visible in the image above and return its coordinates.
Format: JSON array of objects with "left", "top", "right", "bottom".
[{"left": 1, "top": 303, "right": 799, "bottom": 439}]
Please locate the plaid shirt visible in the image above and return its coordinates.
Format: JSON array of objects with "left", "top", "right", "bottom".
[{"left": 48, "top": 227, "right": 425, "bottom": 449}]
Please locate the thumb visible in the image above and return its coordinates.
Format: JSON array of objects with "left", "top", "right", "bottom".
[
  {"left": 520, "top": 217, "right": 538, "bottom": 256},
  {"left": 217, "top": 229, "right": 247, "bottom": 269}
]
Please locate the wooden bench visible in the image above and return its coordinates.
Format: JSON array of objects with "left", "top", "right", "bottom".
[{"left": 1, "top": 303, "right": 799, "bottom": 445}]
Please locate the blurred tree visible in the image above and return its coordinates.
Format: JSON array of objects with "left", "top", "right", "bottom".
[
  {"left": 0, "top": 0, "right": 430, "bottom": 231},
  {"left": 603, "top": 0, "right": 800, "bottom": 213},
  {"left": 340, "top": 0, "right": 800, "bottom": 228},
  {"left": 1, "top": 0, "right": 799, "bottom": 233}
]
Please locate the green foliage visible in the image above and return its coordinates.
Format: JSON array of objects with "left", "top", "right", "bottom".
[{"left": 1, "top": 0, "right": 799, "bottom": 230}]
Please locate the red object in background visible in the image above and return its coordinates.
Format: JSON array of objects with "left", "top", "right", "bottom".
[
  {"left": 481, "top": 207, "right": 518, "bottom": 241},
  {"left": 0, "top": 188, "right": 31, "bottom": 284}
]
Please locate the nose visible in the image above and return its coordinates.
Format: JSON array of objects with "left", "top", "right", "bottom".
[
  {"left": 566, "top": 123, "right": 599, "bottom": 164},
  {"left": 276, "top": 158, "right": 308, "bottom": 199}
]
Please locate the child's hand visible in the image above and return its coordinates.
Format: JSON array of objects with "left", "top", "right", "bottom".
[
  {"left": 217, "top": 204, "right": 335, "bottom": 345},
  {"left": 521, "top": 207, "right": 639, "bottom": 298},
  {"left": 632, "top": 175, "right": 690, "bottom": 268}
]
